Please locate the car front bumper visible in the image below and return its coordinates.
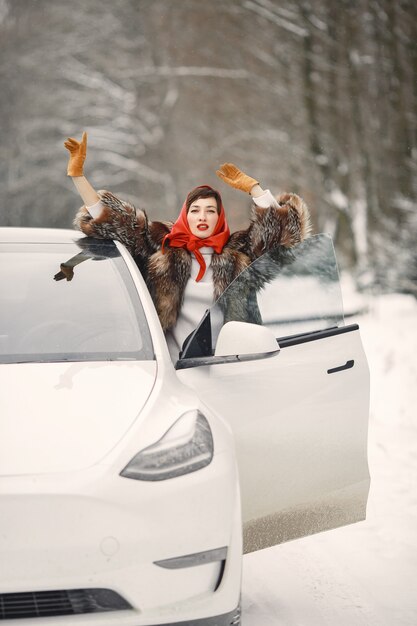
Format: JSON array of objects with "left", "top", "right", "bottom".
[{"left": 0, "top": 450, "right": 242, "bottom": 625}]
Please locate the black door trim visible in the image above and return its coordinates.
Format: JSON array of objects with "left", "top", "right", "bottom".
[{"left": 278, "top": 323, "right": 359, "bottom": 349}]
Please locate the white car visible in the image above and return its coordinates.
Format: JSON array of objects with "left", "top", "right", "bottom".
[{"left": 0, "top": 227, "right": 370, "bottom": 625}]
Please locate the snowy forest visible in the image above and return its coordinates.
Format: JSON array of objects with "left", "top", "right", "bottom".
[{"left": 0, "top": 0, "right": 416, "bottom": 295}]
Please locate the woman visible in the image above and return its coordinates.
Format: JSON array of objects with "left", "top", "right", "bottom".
[{"left": 64, "top": 132, "right": 311, "bottom": 359}]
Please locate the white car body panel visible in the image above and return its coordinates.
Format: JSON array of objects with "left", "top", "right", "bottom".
[
  {"left": 0, "top": 361, "right": 156, "bottom": 474},
  {"left": 178, "top": 325, "right": 370, "bottom": 552}
]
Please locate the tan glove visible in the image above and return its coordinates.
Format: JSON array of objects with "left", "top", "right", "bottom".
[
  {"left": 216, "top": 163, "right": 259, "bottom": 193},
  {"left": 64, "top": 131, "right": 87, "bottom": 177},
  {"left": 54, "top": 263, "right": 74, "bottom": 282}
]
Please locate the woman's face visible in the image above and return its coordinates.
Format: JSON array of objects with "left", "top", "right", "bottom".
[{"left": 187, "top": 197, "right": 219, "bottom": 239}]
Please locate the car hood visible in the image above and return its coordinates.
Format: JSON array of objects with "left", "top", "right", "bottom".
[{"left": 0, "top": 361, "right": 157, "bottom": 475}]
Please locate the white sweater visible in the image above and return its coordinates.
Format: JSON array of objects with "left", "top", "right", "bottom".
[
  {"left": 87, "top": 190, "right": 278, "bottom": 361},
  {"left": 165, "top": 247, "right": 224, "bottom": 361}
]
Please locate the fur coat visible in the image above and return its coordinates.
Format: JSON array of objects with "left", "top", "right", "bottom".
[{"left": 74, "top": 190, "right": 311, "bottom": 332}]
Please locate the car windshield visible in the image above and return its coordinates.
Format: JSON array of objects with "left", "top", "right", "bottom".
[
  {"left": 0, "top": 238, "right": 154, "bottom": 363},
  {"left": 180, "top": 234, "right": 344, "bottom": 360}
]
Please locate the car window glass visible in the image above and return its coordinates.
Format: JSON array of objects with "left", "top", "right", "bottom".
[
  {"left": 0, "top": 240, "right": 154, "bottom": 363},
  {"left": 180, "top": 234, "right": 344, "bottom": 360}
]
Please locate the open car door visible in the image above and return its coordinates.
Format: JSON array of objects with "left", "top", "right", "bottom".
[{"left": 176, "top": 234, "right": 370, "bottom": 553}]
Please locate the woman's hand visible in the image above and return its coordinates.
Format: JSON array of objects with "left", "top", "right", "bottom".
[
  {"left": 53, "top": 263, "right": 75, "bottom": 282},
  {"left": 64, "top": 131, "right": 87, "bottom": 177},
  {"left": 216, "top": 163, "right": 259, "bottom": 194}
]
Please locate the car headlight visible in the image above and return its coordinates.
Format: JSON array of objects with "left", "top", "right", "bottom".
[{"left": 120, "top": 411, "right": 214, "bottom": 481}]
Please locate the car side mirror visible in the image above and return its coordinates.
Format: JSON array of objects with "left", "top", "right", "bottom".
[{"left": 214, "top": 321, "right": 280, "bottom": 358}]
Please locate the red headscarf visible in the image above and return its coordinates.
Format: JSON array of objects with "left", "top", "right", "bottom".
[{"left": 162, "top": 185, "right": 230, "bottom": 282}]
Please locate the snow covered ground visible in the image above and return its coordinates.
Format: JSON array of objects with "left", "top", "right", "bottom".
[{"left": 242, "top": 282, "right": 417, "bottom": 625}]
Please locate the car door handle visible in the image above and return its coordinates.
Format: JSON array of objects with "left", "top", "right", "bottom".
[{"left": 327, "top": 359, "right": 354, "bottom": 374}]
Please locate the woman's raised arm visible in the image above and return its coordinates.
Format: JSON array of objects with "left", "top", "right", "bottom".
[
  {"left": 64, "top": 132, "right": 164, "bottom": 270},
  {"left": 216, "top": 162, "right": 311, "bottom": 254},
  {"left": 64, "top": 132, "right": 100, "bottom": 207}
]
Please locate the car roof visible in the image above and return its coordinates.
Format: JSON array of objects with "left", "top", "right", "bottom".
[{"left": 0, "top": 227, "right": 87, "bottom": 244}]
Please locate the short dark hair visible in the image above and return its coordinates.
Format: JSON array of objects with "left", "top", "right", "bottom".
[{"left": 186, "top": 186, "right": 221, "bottom": 214}]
